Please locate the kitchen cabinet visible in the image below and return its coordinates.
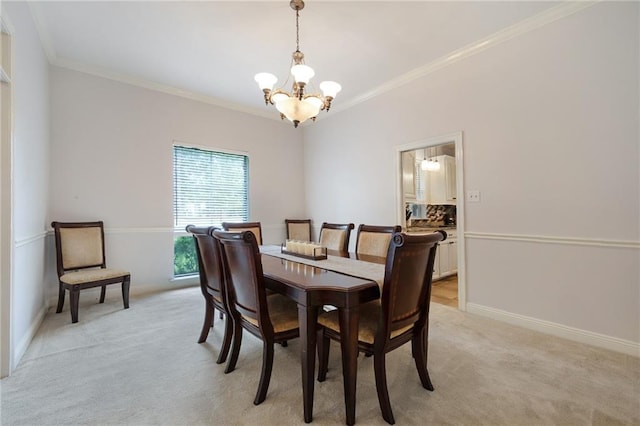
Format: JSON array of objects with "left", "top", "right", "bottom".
[
  {"left": 432, "top": 229, "right": 457, "bottom": 280},
  {"left": 425, "top": 155, "right": 456, "bottom": 204},
  {"left": 402, "top": 151, "right": 416, "bottom": 201}
]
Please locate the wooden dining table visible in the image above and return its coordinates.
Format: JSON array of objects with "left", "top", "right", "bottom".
[{"left": 260, "top": 249, "right": 384, "bottom": 425}]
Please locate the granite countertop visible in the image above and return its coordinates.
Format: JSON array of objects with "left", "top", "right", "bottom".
[{"left": 406, "top": 226, "right": 456, "bottom": 234}]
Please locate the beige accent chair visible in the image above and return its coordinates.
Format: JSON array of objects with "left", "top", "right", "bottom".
[
  {"left": 285, "top": 219, "right": 312, "bottom": 242},
  {"left": 355, "top": 224, "right": 402, "bottom": 258},
  {"left": 317, "top": 231, "right": 446, "bottom": 424},
  {"left": 213, "top": 230, "right": 299, "bottom": 405},
  {"left": 222, "top": 221, "right": 263, "bottom": 245},
  {"left": 319, "top": 222, "right": 354, "bottom": 252},
  {"left": 51, "top": 221, "right": 130, "bottom": 323}
]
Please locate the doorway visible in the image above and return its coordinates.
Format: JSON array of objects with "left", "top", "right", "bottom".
[{"left": 395, "top": 132, "right": 466, "bottom": 310}]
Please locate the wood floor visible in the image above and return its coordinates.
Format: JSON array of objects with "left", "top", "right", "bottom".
[{"left": 431, "top": 274, "right": 458, "bottom": 307}]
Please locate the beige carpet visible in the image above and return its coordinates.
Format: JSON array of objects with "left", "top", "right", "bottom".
[{"left": 1, "top": 286, "right": 639, "bottom": 425}]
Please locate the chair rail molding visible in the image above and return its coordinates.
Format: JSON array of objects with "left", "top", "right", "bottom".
[{"left": 464, "top": 231, "right": 639, "bottom": 249}]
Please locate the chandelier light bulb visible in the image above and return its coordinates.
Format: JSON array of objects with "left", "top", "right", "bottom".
[
  {"left": 291, "top": 64, "right": 315, "bottom": 84},
  {"left": 319, "top": 81, "right": 341, "bottom": 98},
  {"left": 254, "top": 73, "right": 278, "bottom": 91},
  {"left": 423, "top": 159, "right": 441, "bottom": 171}
]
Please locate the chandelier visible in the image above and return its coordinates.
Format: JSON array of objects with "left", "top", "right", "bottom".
[{"left": 254, "top": 0, "right": 341, "bottom": 128}]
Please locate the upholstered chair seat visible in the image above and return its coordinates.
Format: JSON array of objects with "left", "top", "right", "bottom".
[
  {"left": 242, "top": 294, "right": 299, "bottom": 333},
  {"left": 317, "top": 300, "right": 413, "bottom": 345},
  {"left": 60, "top": 268, "right": 130, "bottom": 285}
]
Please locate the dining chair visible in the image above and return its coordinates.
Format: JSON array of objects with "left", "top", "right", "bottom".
[
  {"left": 355, "top": 224, "right": 402, "bottom": 258},
  {"left": 285, "top": 218, "right": 312, "bottom": 242},
  {"left": 186, "top": 225, "right": 233, "bottom": 365},
  {"left": 221, "top": 221, "right": 263, "bottom": 245},
  {"left": 213, "top": 229, "right": 300, "bottom": 405},
  {"left": 316, "top": 231, "right": 446, "bottom": 424},
  {"left": 51, "top": 221, "right": 131, "bottom": 323},
  {"left": 319, "top": 222, "right": 354, "bottom": 252}
]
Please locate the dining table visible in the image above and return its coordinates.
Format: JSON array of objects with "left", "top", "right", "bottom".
[{"left": 259, "top": 246, "right": 386, "bottom": 425}]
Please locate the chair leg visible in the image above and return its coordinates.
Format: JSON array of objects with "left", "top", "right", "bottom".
[
  {"left": 198, "top": 297, "right": 214, "bottom": 343},
  {"left": 317, "top": 328, "right": 330, "bottom": 382},
  {"left": 70, "top": 287, "right": 80, "bottom": 323},
  {"left": 99, "top": 286, "right": 106, "bottom": 303},
  {"left": 56, "top": 282, "right": 65, "bottom": 313},
  {"left": 122, "top": 276, "right": 130, "bottom": 309},
  {"left": 225, "top": 320, "right": 243, "bottom": 374},
  {"left": 254, "top": 340, "right": 274, "bottom": 405},
  {"left": 412, "top": 329, "right": 434, "bottom": 391},
  {"left": 217, "top": 310, "right": 233, "bottom": 364},
  {"left": 373, "top": 353, "right": 395, "bottom": 425}
]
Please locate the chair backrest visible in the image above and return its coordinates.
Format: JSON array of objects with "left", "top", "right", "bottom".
[
  {"left": 186, "top": 225, "right": 224, "bottom": 300},
  {"left": 378, "top": 231, "right": 445, "bottom": 344},
  {"left": 319, "top": 222, "right": 354, "bottom": 252},
  {"left": 355, "top": 224, "right": 402, "bottom": 258},
  {"left": 51, "top": 221, "right": 106, "bottom": 276},
  {"left": 221, "top": 221, "right": 263, "bottom": 245},
  {"left": 213, "top": 230, "right": 273, "bottom": 334},
  {"left": 285, "top": 219, "right": 312, "bottom": 242}
]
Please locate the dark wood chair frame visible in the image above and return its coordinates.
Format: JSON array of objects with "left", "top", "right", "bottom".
[
  {"left": 317, "top": 231, "right": 446, "bottom": 424},
  {"left": 221, "top": 221, "right": 263, "bottom": 245},
  {"left": 354, "top": 224, "right": 402, "bottom": 256},
  {"left": 51, "top": 221, "right": 130, "bottom": 323},
  {"left": 186, "top": 225, "right": 233, "bottom": 365},
  {"left": 285, "top": 218, "right": 312, "bottom": 241},
  {"left": 213, "top": 230, "right": 300, "bottom": 405},
  {"left": 319, "top": 222, "right": 355, "bottom": 252}
]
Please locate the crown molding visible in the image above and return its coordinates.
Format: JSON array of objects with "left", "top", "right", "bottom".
[
  {"left": 27, "top": 2, "right": 56, "bottom": 63},
  {"left": 28, "top": 1, "right": 598, "bottom": 121},
  {"left": 331, "top": 1, "right": 599, "bottom": 115},
  {"left": 53, "top": 57, "right": 277, "bottom": 120}
]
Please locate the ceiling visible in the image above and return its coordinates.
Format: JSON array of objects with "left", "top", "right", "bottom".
[{"left": 29, "top": 1, "right": 562, "bottom": 121}]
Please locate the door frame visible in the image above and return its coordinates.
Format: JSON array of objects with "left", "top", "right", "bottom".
[
  {"left": 0, "top": 12, "right": 14, "bottom": 377},
  {"left": 395, "top": 132, "right": 466, "bottom": 310}
]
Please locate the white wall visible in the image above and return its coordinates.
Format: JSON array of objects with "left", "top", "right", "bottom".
[
  {"left": 304, "top": 3, "right": 639, "bottom": 349},
  {"left": 2, "top": 1, "right": 51, "bottom": 370},
  {"left": 49, "top": 68, "right": 304, "bottom": 295}
]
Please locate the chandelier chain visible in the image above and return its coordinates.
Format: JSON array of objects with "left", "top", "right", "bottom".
[{"left": 295, "top": 9, "right": 300, "bottom": 52}]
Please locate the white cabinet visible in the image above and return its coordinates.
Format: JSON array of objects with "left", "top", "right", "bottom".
[
  {"left": 402, "top": 151, "right": 416, "bottom": 201},
  {"left": 424, "top": 155, "right": 456, "bottom": 204},
  {"left": 432, "top": 230, "right": 457, "bottom": 280}
]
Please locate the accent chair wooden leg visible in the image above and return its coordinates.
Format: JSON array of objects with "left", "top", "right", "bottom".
[
  {"left": 56, "top": 282, "right": 65, "bottom": 313},
  {"left": 122, "top": 275, "right": 130, "bottom": 309},
  {"left": 254, "top": 341, "right": 274, "bottom": 405},
  {"left": 99, "top": 286, "right": 106, "bottom": 303},
  {"left": 373, "top": 353, "right": 395, "bottom": 425},
  {"left": 70, "top": 287, "right": 80, "bottom": 323}
]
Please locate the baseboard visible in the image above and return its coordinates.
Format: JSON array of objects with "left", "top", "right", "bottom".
[
  {"left": 14, "top": 305, "right": 46, "bottom": 368},
  {"left": 466, "top": 303, "right": 639, "bottom": 357}
]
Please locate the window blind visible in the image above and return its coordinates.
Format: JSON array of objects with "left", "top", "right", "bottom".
[{"left": 173, "top": 145, "right": 248, "bottom": 228}]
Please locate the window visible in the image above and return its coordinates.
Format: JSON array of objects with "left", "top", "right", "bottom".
[{"left": 173, "top": 145, "right": 249, "bottom": 276}]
